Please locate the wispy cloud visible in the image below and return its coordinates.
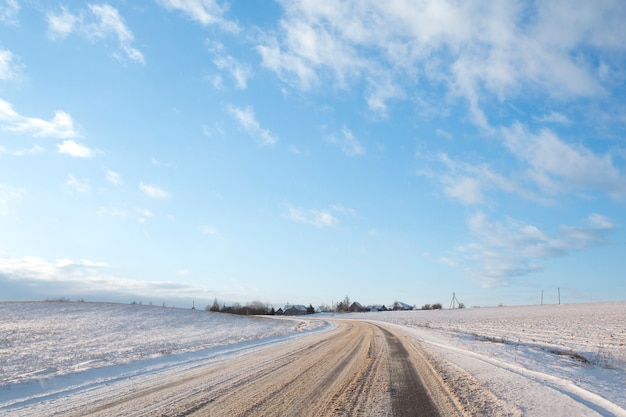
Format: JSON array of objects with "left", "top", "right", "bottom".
[
  {"left": 207, "top": 41, "right": 251, "bottom": 89},
  {"left": 136, "top": 207, "right": 154, "bottom": 223},
  {"left": 258, "top": 1, "right": 624, "bottom": 123},
  {"left": 326, "top": 126, "right": 365, "bottom": 157},
  {"left": 67, "top": 173, "right": 90, "bottom": 193},
  {"left": 0, "top": 98, "right": 79, "bottom": 139},
  {"left": 533, "top": 111, "right": 572, "bottom": 125},
  {"left": 157, "top": 0, "right": 239, "bottom": 33},
  {"left": 46, "top": 4, "right": 144, "bottom": 63},
  {"left": 201, "top": 225, "right": 217, "bottom": 235},
  {"left": 503, "top": 123, "right": 626, "bottom": 199},
  {"left": 14, "top": 144, "right": 45, "bottom": 156},
  {"left": 0, "top": 0, "right": 19, "bottom": 25},
  {"left": 151, "top": 157, "right": 176, "bottom": 168},
  {"left": 453, "top": 212, "right": 615, "bottom": 288},
  {"left": 422, "top": 122, "right": 626, "bottom": 206},
  {"left": 0, "top": 256, "right": 218, "bottom": 301},
  {"left": 425, "top": 152, "right": 530, "bottom": 206},
  {"left": 46, "top": 6, "right": 76, "bottom": 40},
  {"left": 57, "top": 139, "right": 95, "bottom": 158},
  {"left": 286, "top": 204, "right": 355, "bottom": 228},
  {"left": 228, "top": 105, "right": 277, "bottom": 146},
  {"left": 286, "top": 206, "right": 338, "bottom": 228},
  {"left": 105, "top": 169, "right": 122, "bottom": 185},
  {"left": 97, "top": 206, "right": 129, "bottom": 218},
  {"left": 0, "top": 183, "right": 22, "bottom": 216},
  {"left": 0, "top": 49, "right": 21, "bottom": 80},
  {"left": 88, "top": 4, "right": 144, "bottom": 63},
  {"left": 139, "top": 182, "right": 170, "bottom": 199}
]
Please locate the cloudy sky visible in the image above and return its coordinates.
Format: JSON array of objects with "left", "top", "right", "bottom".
[{"left": 1, "top": 0, "right": 625, "bottom": 308}]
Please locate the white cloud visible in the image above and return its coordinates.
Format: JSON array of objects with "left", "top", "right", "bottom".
[
  {"left": 454, "top": 212, "right": 616, "bottom": 287},
  {"left": 0, "top": 256, "right": 218, "bottom": 301},
  {"left": 157, "top": 0, "right": 239, "bottom": 32},
  {"left": 287, "top": 206, "right": 338, "bottom": 228},
  {"left": 325, "top": 127, "right": 365, "bottom": 156},
  {"left": 432, "top": 152, "right": 531, "bottom": 205},
  {"left": 258, "top": 1, "right": 625, "bottom": 123},
  {"left": 502, "top": 123, "right": 626, "bottom": 199},
  {"left": 88, "top": 4, "right": 144, "bottom": 63},
  {"left": 139, "top": 182, "right": 170, "bottom": 199},
  {"left": 0, "top": 0, "right": 19, "bottom": 24},
  {"left": 435, "top": 129, "right": 453, "bottom": 140},
  {"left": 533, "top": 111, "right": 572, "bottom": 125},
  {"left": 135, "top": 207, "right": 154, "bottom": 223},
  {"left": 0, "top": 183, "right": 23, "bottom": 216},
  {"left": 151, "top": 157, "right": 176, "bottom": 168},
  {"left": 213, "top": 54, "right": 250, "bottom": 89},
  {"left": 228, "top": 105, "right": 277, "bottom": 146},
  {"left": 285, "top": 204, "right": 354, "bottom": 228},
  {"left": 105, "top": 169, "right": 122, "bottom": 185},
  {"left": 206, "top": 41, "right": 251, "bottom": 89},
  {"left": 46, "top": 4, "right": 144, "bottom": 64},
  {"left": 201, "top": 225, "right": 217, "bottom": 235},
  {"left": 0, "top": 98, "right": 79, "bottom": 139},
  {"left": 67, "top": 173, "right": 90, "bottom": 193},
  {"left": 97, "top": 206, "right": 128, "bottom": 218},
  {"left": 57, "top": 139, "right": 95, "bottom": 158},
  {"left": 443, "top": 177, "right": 485, "bottom": 205},
  {"left": 46, "top": 6, "right": 77, "bottom": 40},
  {"left": 0, "top": 49, "right": 21, "bottom": 80},
  {"left": 423, "top": 121, "right": 626, "bottom": 206},
  {"left": 14, "top": 144, "right": 45, "bottom": 156}
]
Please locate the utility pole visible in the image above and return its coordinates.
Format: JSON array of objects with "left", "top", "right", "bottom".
[
  {"left": 450, "top": 292, "right": 460, "bottom": 310},
  {"left": 541, "top": 290, "right": 543, "bottom": 305},
  {"left": 558, "top": 287, "right": 561, "bottom": 305}
]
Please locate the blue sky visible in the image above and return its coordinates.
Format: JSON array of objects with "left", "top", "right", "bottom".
[{"left": 0, "top": 0, "right": 625, "bottom": 308}]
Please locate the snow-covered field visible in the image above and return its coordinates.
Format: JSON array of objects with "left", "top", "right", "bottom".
[
  {"left": 1, "top": 301, "right": 625, "bottom": 416},
  {"left": 356, "top": 302, "right": 626, "bottom": 416},
  {"left": 0, "top": 302, "right": 323, "bottom": 387}
]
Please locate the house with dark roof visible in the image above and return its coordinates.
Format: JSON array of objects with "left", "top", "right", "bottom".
[
  {"left": 391, "top": 301, "right": 413, "bottom": 311},
  {"left": 283, "top": 305, "right": 307, "bottom": 315},
  {"left": 349, "top": 301, "right": 366, "bottom": 312}
]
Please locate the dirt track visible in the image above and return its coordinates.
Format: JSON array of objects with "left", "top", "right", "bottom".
[{"left": 35, "top": 320, "right": 465, "bottom": 416}]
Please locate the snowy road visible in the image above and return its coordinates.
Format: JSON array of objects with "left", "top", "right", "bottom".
[
  {"left": 3, "top": 320, "right": 463, "bottom": 417},
  {"left": 2, "top": 302, "right": 625, "bottom": 416}
]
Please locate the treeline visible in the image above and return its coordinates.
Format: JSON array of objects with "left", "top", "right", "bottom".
[
  {"left": 206, "top": 299, "right": 274, "bottom": 315},
  {"left": 205, "top": 299, "right": 316, "bottom": 316}
]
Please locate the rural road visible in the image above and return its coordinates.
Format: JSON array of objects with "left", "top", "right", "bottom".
[{"left": 25, "top": 320, "right": 465, "bottom": 416}]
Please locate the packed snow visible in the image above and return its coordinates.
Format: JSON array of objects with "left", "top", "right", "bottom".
[{"left": 1, "top": 301, "right": 625, "bottom": 416}]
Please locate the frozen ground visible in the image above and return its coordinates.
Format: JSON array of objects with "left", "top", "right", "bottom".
[{"left": 1, "top": 301, "right": 625, "bottom": 416}]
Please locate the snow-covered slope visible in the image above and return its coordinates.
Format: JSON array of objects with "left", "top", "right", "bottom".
[{"left": 0, "top": 302, "right": 322, "bottom": 386}]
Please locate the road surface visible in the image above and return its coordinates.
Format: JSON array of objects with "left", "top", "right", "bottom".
[{"left": 14, "top": 320, "right": 466, "bottom": 416}]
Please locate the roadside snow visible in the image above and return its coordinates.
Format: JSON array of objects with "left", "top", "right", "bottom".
[{"left": 355, "top": 302, "right": 626, "bottom": 416}]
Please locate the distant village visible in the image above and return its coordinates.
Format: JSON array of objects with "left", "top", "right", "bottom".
[{"left": 205, "top": 296, "right": 457, "bottom": 316}]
